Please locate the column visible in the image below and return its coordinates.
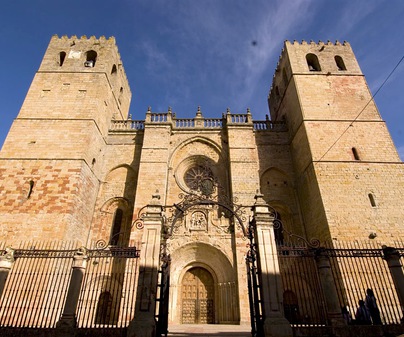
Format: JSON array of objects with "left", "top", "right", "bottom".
[
  {"left": 315, "top": 248, "right": 345, "bottom": 326},
  {"left": 382, "top": 246, "right": 404, "bottom": 321},
  {"left": 56, "top": 247, "right": 88, "bottom": 329},
  {"left": 128, "top": 194, "right": 164, "bottom": 337},
  {"left": 252, "top": 193, "right": 292, "bottom": 337},
  {"left": 0, "top": 247, "right": 15, "bottom": 298}
]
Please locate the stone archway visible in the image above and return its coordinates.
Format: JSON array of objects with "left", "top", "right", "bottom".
[
  {"left": 181, "top": 267, "right": 214, "bottom": 324},
  {"left": 168, "top": 242, "right": 239, "bottom": 325}
]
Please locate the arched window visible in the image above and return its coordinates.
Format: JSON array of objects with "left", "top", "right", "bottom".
[
  {"left": 84, "top": 50, "right": 97, "bottom": 67},
  {"left": 306, "top": 53, "right": 321, "bottom": 71},
  {"left": 59, "top": 52, "right": 66, "bottom": 66},
  {"left": 335, "top": 55, "right": 346, "bottom": 71},
  {"left": 95, "top": 291, "right": 113, "bottom": 324},
  {"left": 109, "top": 208, "right": 123, "bottom": 246}
]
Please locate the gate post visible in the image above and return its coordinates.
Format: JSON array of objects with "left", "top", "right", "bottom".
[
  {"left": 128, "top": 193, "right": 164, "bottom": 337},
  {"left": 382, "top": 246, "right": 404, "bottom": 322},
  {"left": 315, "top": 249, "right": 345, "bottom": 326},
  {"left": 0, "top": 248, "right": 15, "bottom": 298},
  {"left": 56, "top": 247, "right": 88, "bottom": 330},
  {"left": 252, "top": 193, "right": 292, "bottom": 337}
]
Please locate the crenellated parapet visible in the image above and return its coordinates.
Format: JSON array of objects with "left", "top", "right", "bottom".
[
  {"left": 268, "top": 39, "right": 363, "bottom": 121},
  {"left": 36, "top": 34, "right": 132, "bottom": 119}
]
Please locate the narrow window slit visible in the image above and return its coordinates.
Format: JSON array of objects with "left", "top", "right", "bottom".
[
  {"left": 352, "top": 147, "right": 360, "bottom": 160},
  {"left": 368, "top": 193, "right": 376, "bottom": 207}
]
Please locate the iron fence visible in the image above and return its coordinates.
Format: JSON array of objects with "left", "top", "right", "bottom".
[
  {"left": 277, "top": 240, "right": 404, "bottom": 327},
  {"left": 328, "top": 240, "right": 404, "bottom": 325},
  {"left": 278, "top": 245, "right": 327, "bottom": 326},
  {"left": 0, "top": 241, "right": 140, "bottom": 329}
]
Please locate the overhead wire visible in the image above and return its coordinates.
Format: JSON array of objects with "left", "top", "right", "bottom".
[{"left": 317, "top": 55, "right": 404, "bottom": 162}]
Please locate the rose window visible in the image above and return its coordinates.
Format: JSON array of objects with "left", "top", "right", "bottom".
[{"left": 184, "top": 166, "right": 214, "bottom": 195}]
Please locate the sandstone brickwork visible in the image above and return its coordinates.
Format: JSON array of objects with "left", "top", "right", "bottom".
[{"left": 0, "top": 37, "right": 403, "bottom": 327}]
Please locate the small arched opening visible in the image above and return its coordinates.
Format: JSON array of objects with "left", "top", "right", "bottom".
[
  {"left": 85, "top": 50, "right": 97, "bottom": 67},
  {"left": 59, "top": 51, "right": 66, "bottom": 66},
  {"left": 306, "top": 53, "right": 321, "bottom": 71},
  {"left": 335, "top": 55, "right": 347, "bottom": 71}
]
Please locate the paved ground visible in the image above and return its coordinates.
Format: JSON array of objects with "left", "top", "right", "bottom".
[{"left": 167, "top": 324, "right": 252, "bottom": 336}]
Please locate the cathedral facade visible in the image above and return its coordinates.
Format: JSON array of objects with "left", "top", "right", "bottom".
[{"left": 0, "top": 35, "right": 403, "bottom": 334}]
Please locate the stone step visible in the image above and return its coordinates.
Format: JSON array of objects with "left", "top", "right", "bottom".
[{"left": 167, "top": 324, "right": 252, "bottom": 336}]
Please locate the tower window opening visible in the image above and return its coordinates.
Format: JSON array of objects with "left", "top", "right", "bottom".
[
  {"left": 306, "top": 53, "right": 321, "bottom": 71},
  {"left": 59, "top": 52, "right": 66, "bottom": 66},
  {"left": 335, "top": 55, "right": 346, "bottom": 71},
  {"left": 368, "top": 193, "right": 377, "bottom": 207},
  {"left": 85, "top": 50, "right": 97, "bottom": 67},
  {"left": 111, "top": 64, "right": 117, "bottom": 75},
  {"left": 352, "top": 147, "right": 360, "bottom": 160},
  {"left": 110, "top": 208, "right": 123, "bottom": 246}
]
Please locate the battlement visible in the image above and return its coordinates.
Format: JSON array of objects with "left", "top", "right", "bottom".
[
  {"left": 52, "top": 34, "right": 117, "bottom": 44},
  {"left": 39, "top": 35, "right": 130, "bottom": 95},
  {"left": 268, "top": 39, "right": 363, "bottom": 121},
  {"left": 31, "top": 34, "right": 132, "bottom": 120},
  {"left": 288, "top": 39, "right": 350, "bottom": 47}
]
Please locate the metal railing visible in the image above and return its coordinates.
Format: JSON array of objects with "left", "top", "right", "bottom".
[
  {"left": 277, "top": 240, "right": 404, "bottom": 326},
  {"left": 329, "top": 241, "right": 403, "bottom": 325},
  {"left": 0, "top": 241, "right": 140, "bottom": 329}
]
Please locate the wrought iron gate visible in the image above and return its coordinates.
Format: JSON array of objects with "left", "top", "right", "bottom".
[
  {"left": 155, "top": 250, "right": 170, "bottom": 336},
  {"left": 246, "top": 219, "right": 264, "bottom": 337}
]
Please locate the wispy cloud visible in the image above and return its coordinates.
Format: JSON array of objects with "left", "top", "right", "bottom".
[
  {"left": 334, "top": 0, "right": 378, "bottom": 38},
  {"left": 234, "top": 1, "right": 314, "bottom": 109}
]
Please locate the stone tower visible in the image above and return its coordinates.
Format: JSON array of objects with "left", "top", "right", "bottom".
[
  {"left": 0, "top": 35, "right": 131, "bottom": 243},
  {"left": 268, "top": 40, "right": 404, "bottom": 242},
  {"left": 1, "top": 37, "right": 404, "bottom": 333}
]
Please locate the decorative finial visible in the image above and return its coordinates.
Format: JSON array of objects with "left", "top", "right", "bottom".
[
  {"left": 168, "top": 106, "right": 172, "bottom": 113},
  {"left": 147, "top": 106, "right": 151, "bottom": 112},
  {"left": 247, "top": 108, "right": 251, "bottom": 114},
  {"left": 196, "top": 106, "right": 202, "bottom": 118},
  {"left": 226, "top": 107, "right": 231, "bottom": 114}
]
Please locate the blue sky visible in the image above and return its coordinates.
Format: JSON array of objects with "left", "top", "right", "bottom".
[{"left": 1, "top": 0, "right": 403, "bottom": 159}]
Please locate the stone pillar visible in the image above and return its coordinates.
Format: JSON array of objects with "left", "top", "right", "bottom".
[
  {"left": 315, "top": 248, "right": 345, "bottom": 326},
  {"left": 252, "top": 193, "right": 292, "bottom": 337},
  {"left": 382, "top": 246, "right": 404, "bottom": 321},
  {"left": 0, "top": 248, "right": 15, "bottom": 298},
  {"left": 128, "top": 194, "right": 164, "bottom": 337},
  {"left": 56, "top": 247, "right": 88, "bottom": 330}
]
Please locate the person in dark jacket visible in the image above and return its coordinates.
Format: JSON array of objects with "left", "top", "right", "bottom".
[
  {"left": 365, "top": 288, "right": 382, "bottom": 325},
  {"left": 355, "top": 300, "right": 371, "bottom": 325}
]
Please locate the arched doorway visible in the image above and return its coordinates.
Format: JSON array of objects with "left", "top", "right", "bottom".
[{"left": 181, "top": 267, "right": 214, "bottom": 324}]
